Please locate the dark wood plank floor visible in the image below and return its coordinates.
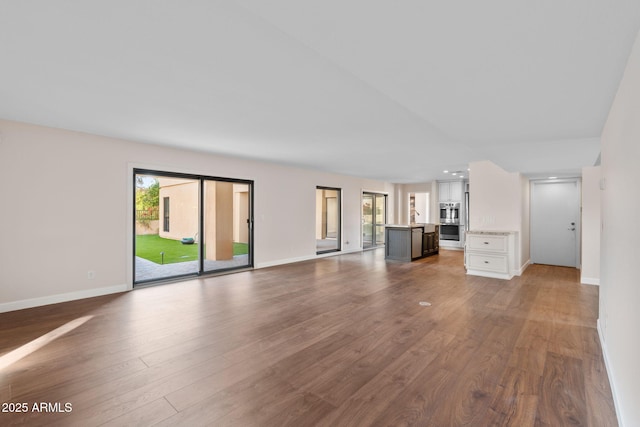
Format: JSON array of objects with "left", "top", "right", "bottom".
[{"left": 0, "top": 249, "right": 617, "bottom": 426}]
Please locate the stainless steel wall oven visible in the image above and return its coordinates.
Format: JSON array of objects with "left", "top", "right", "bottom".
[{"left": 439, "top": 202, "right": 460, "bottom": 224}]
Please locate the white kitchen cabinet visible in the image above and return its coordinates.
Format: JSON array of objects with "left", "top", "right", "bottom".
[
  {"left": 438, "top": 180, "right": 464, "bottom": 202},
  {"left": 465, "top": 231, "right": 518, "bottom": 280}
]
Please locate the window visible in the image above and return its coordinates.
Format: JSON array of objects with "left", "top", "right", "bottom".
[{"left": 163, "top": 197, "right": 170, "bottom": 232}]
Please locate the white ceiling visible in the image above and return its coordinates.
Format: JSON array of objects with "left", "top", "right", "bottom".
[{"left": 1, "top": 1, "right": 639, "bottom": 182}]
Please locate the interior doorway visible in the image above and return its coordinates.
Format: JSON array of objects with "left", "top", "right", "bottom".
[
  {"left": 316, "top": 187, "right": 341, "bottom": 254},
  {"left": 408, "top": 192, "right": 429, "bottom": 224},
  {"left": 363, "top": 192, "right": 387, "bottom": 249},
  {"left": 530, "top": 179, "right": 581, "bottom": 267}
]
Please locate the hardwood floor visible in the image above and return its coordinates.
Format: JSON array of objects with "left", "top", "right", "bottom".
[{"left": 0, "top": 249, "right": 617, "bottom": 426}]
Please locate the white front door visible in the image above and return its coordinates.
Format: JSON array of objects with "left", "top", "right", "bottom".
[{"left": 531, "top": 179, "right": 580, "bottom": 267}]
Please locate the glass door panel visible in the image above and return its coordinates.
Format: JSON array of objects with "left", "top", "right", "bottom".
[
  {"left": 202, "top": 181, "right": 251, "bottom": 272},
  {"left": 134, "top": 173, "right": 199, "bottom": 283},
  {"left": 363, "top": 192, "right": 387, "bottom": 249},
  {"left": 362, "top": 193, "right": 374, "bottom": 249},
  {"left": 375, "top": 194, "right": 386, "bottom": 245}
]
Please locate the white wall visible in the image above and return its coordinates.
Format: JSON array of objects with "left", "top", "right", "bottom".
[
  {"left": 0, "top": 119, "right": 394, "bottom": 312},
  {"left": 469, "top": 161, "right": 521, "bottom": 230},
  {"left": 599, "top": 30, "right": 640, "bottom": 427},
  {"left": 468, "top": 160, "right": 529, "bottom": 271},
  {"left": 581, "top": 166, "right": 601, "bottom": 285}
]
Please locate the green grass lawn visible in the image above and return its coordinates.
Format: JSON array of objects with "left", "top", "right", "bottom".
[{"left": 136, "top": 234, "right": 248, "bottom": 264}]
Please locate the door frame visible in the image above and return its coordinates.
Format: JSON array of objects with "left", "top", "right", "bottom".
[
  {"left": 316, "top": 186, "right": 342, "bottom": 254},
  {"left": 530, "top": 178, "right": 581, "bottom": 268},
  {"left": 362, "top": 191, "right": 388, "bottom": 249},
  {"left": 132, "top": 168, "right": 254, "bottom": 286}
]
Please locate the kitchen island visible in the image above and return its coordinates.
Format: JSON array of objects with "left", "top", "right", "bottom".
[{"left": 385, "top": 224, "right": 439, "bottom": 261}]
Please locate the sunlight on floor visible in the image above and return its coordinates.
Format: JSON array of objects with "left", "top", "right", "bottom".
[{"left": 0, "top": 315, "right": 93, "bottom": 371}]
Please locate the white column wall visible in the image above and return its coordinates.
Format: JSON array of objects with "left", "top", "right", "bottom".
[
  {"left": 599, "top": 29, "right": 640, "bottom": 427},
  {"left": 581, "top": 166, "right": 601, "bottom": 285}
]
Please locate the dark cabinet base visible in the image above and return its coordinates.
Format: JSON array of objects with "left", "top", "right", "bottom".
[
  {"left": 423, "top": 230, "right": 439, "bottom": 257},
  {"left": 385, "top": 225, "right": 439, "bottom": 262}
]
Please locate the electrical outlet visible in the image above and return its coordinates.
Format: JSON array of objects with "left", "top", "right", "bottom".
[{"left": 87, "top": 271, "right": 96, "bottom": 280}]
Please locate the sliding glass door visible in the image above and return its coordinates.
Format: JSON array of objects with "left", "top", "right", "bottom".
[
  {"left": 363, "top": 192, "right": 387, "bottom": 249},
  {"left": 134, "top": 169, "right": 252, "bottom": 285}
]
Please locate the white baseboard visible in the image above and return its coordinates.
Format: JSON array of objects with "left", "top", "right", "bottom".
[
  {"left": 581, "top": 276, "right": 600, "bottom": 286},
  {"left": 466, "top": 269, "right": 514, "bottom": 280},
  {"left": 597, "top": 318, "right": 624, "bottom": 426},
  {"left": 256, "top": 248, "right": 363, "bottom": 269},
  {"left": 3, "top": 249, "right": 368, "bottom": 312},
  {"left": 0, "top": 284, "right": 128, "bottom": 314},
  {"left": 517, "top": 259, "right": 531, "bottom": 276}
]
